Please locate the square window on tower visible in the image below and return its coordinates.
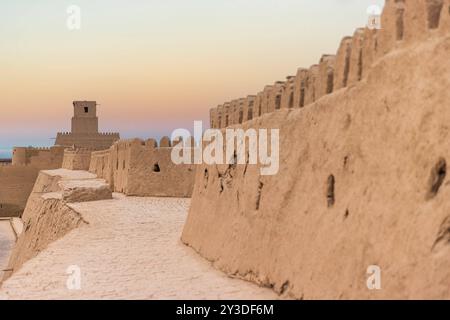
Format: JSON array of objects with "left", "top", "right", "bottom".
[{"left": 84, "top": 107, "right": 89, "bottom": 113}]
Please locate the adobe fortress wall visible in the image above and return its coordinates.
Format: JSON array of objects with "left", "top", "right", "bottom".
[
  {"left": 89, "top": 137, "right": 196, "bottom": 198},
  {"left": 182, "top": 0, "right": 450, "bottom": 299},
  {"left": 0, "top": 146, "right": 66, "bottom": 217}
]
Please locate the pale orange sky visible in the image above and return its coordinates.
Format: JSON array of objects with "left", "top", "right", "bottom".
[{"left": 0, "top": 0, "right": 384, "bottom": 153}]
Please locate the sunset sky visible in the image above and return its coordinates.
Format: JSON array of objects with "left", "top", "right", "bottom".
[{"left": 0, "top": 0, "right": 384, "bottom": 157}]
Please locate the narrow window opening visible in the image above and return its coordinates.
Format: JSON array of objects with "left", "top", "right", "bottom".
[
  {"left": 426, "top": 0, "right": 444, "bottom": 29},
  {"left": 357, "top": 49, "right": 363, "bottom": 81},
  {"left": 153, "top": 163, "right": 161, "bottom": 173},
  {"left": 327, "top": 175, "right": 335, "bottom": 207},
  {"left": 84, "top": 107, "right": 89, "bottom": 113},
  {"left": 248, "top": 109, "right": 253, "bottom": 120},
  {"left": 288, "top": 92, "right": 294, "bottom": 108},
  {"left": 343, "top": 47, "right": 351, "bottom": 87},
  {"left": 396, "top": 7, "right": 405, "bottom": 40},
  {"left": 275, "top": 95, "right": 282, "bottom": 110},
  {"left": 299, "top": 86, "right": 305, "bottom": 108},
  {"left": 326, "top": 70, "right": 334, "bottom": 94}
]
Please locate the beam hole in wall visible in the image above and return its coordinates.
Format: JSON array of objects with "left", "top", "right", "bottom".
[
  {"left": 327, "top": 175, "right": 335, "bottom": 207},
  {"left": 153, "top": 163, "right": 161, "bottom": 173},
  {"left": 427, "top": 158, "right": 446, "bottom": 199},
  {"left": 426, "top": 0, "right": 444, "bottom": 29}
]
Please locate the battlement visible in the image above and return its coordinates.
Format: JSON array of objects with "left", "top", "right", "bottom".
[{"left": 209, "top": 0, "right": 450, "bottom": 128}]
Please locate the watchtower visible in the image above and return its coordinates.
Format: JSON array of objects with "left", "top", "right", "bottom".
[{"left": 71, "top": 101, "right": 98, "bottom": 134}]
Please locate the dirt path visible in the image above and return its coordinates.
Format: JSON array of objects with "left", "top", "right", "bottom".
[
  {"left": 0, "top": 194, "right": 277, "bottom": 300},
  {"left": 0, "top": 220, "right": 15, "bottom": 280}
]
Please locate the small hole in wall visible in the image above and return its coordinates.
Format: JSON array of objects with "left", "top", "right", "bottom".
[
  {"left": 153, "top": 163, "right": 161, "bottom": 173},
  {"left": 327, "top": 175, "right": 335, "bottom": 207},
  {"left": 256, "top": 181, "right": 264, "bottom": 210},
  {"left": 427, "top": 158, "right": 446, "bottom": 199},
  {"left": 203, "top": 168, "right": 209, "bottom": 188},
  {"left": 344, "top": 209, "right": 349, "bottom": 219}
]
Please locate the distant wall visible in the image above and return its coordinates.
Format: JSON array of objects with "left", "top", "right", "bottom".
[
  {"left": 12, "top": 146, "right": 65, "bottom": 169},
  {"left": 1, "top": 146, "right": 66, "bottom": 217},
  {"left": 90, "top": 137, "right": 196, "bottom": 198},
  {"left": 0, "top": 166, "right": 40, "bottom": 217},
  {"left": 55, "top": 132, "right": 120, "bottom": 150}
]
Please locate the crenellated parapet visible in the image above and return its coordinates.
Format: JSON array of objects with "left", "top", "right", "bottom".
[{"left": 210, "top": 0, "right": 450, "bottom": 128}]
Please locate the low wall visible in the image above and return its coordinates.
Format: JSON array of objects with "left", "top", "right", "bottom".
[
  {"left": 62, "top": 149, "right": 92, "bottom": 170},
  {"left": 89, "top": 137, "right": 196, "bottom": 198},
  {"left": 181, "top": 9, "right": 450, "bottom": 299},
  {"left": 1, "top": 146, "right": 66, "bottom": 217},
  {"left": 2, "top": 169, "right": 112, "bottom": 281}
]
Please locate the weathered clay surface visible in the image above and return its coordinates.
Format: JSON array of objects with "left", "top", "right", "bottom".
[{"left": 182, "top": 33, "right": 450, "bottom": 299}]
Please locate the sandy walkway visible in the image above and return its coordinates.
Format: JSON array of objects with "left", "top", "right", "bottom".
[
  {"left": 0, "top": 221, "right": 15, "bottom": 280},
  {"left": 0, "top": 194, "right": 277, "bottom": 300}
]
